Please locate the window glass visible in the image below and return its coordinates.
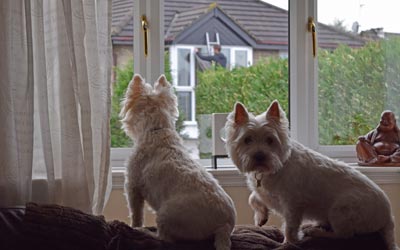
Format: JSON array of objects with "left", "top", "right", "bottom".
[
  {"left": 177, "top": 48, "right": 191, "bottom": 86},
  {"left": 221, "top": 48, "right": 231, "bottom": 68},
  {"left": 110, "top": 1, "right": 290, "bottom": 163},
  {"left": 317, "top": 0, "right": 400, "bottom": 146},
  {"left": 234, "top": 50, "right": 248, "bottom": 67},
  {"left": 177, "top": 91, "right": 192, "bottom": 122}
]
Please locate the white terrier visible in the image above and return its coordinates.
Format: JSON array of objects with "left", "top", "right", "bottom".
[
  {"left": 120, "top": 74, "right": 236, "bottom": 250},
  {"left": 225, "top": 100, "right": 397, "bottom": 250}
]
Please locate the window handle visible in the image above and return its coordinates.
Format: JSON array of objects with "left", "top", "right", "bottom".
[
  {"left": 141, "top": 15, "right": 149, "bottom": 57},
  {"left": 308, "top": 17, "right": 316, "bottom": 57}
]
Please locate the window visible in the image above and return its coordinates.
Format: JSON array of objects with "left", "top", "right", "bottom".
[
  {"left": 169, "top": 45, "right": 197, "bottom": 139},
  {"left": 225, "top": 47, "right": 253, "bottom": 70},
  {"left": 290, "top": 0, "right": 400, "bottom": 162},
  {"left": 317, "top": 0, "right": 400, "bottom": 148},
  {"left": 177, "top": 48, "right": 191, "bottom": 86},
  {"left": 169, "top": 45, "right": 253, "bottom": 129},
  {"left": 175, "top": 47, "right": 195, "bottom": 124},
  {"left": 221, "top": 48, "right": 231, "bottom": 68},
  {"left": 110, "top": 0, "right": 400, "bottom": 188},
  {"left": 112, "top": 0, "right": 400, "bottom": 165},
  {"left": 177, "top": 91, "right": 193, "bottom": 123},
  {"left": 234, "top": 49, "right": 248, "bottom": 68},
  {"left": 112, "top": 0, "right": 287, "bottom": 163}
]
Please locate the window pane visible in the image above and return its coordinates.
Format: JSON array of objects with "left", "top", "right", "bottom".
[
  {"left": 110, "top": 1, "right": 290, "bottom": 160},
  {"left": 177, "top": 91, "right": 192, "bottom": 121},
  {"left": 234, "top": 50, "right": 248, "bottom": 67},
  {"left": 317, "top": 0, "right": 400, "bottom": 146},
  {"left": 194, "top": 1, "right": 289, "bottom": 161},
  {"left": 221, "top": 48, "right": 231, "bottom": 68},
  {"left": 177, "top": 48, "right": 191, "bottom": 86}
]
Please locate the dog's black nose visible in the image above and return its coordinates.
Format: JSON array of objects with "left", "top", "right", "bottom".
[{"left": 254, "top": 152, "right": 266, "bottom": 162}]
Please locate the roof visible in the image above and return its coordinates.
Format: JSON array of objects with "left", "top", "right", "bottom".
[
  {"left": 111, "top": 0, "right": 366, "bottom": 49},
  {"left": 165, "top": 5, "right": 217, "bottom": 42},
  {"left": 359, "top": 28, "right": 400, "bottom": 41}
]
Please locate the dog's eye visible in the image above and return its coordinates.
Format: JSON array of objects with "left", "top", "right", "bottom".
[
  {"left": 265, "top": 137, "right": 274, "bottom": 145},
  {"left": 244, "top": 136, "right": 253, "bottom": 145}
]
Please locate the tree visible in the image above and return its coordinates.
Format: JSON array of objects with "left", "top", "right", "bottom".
[{"left": 331, "top": 18, "right": 349, "bottom": 33}]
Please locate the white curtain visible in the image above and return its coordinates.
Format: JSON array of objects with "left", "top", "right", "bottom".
[{"left": 0, "top": 0, "right": 112, "bottom": 214}]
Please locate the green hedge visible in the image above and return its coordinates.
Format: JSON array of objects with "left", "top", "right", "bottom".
[
  {"left": 196, "top": 58, "right": 289, "bottom": 115},
  {"left": 111, "top": 60, "right": 134, "bottom": 148},
  {"left": 318, "top": 38, "right": 400, "bottom": 144}
]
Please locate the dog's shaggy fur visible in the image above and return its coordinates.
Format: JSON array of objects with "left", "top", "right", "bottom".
[
  {"left": 120, "top": 74, "right": 236, "bottom": 250},
  {"left": 225, "top": 100, "right": 397, "bottom": 250}
]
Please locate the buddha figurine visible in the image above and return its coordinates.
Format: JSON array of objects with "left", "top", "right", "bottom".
[{"left": 356, "top": 110, "right": 400, "bottom": 166}]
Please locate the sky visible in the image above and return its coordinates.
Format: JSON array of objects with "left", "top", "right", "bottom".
[{"left": 264, "top": 0, "right": 400, "bottom": 33}]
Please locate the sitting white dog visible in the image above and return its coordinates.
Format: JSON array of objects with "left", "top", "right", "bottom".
[
  {"left": 120, "top": 74, "right": 236, "bottom": 250},
  {"left": 225, "top": 100, "right": 397, "bottom": 250}
]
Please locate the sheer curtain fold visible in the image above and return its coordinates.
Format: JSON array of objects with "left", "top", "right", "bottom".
[{"left": 0, "top": 0, "right": 112, "bottom": 215}]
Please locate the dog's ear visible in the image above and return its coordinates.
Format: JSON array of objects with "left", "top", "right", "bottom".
[
  {"left": 155, "top": 74, "right": 171, "bottom": 91},
  {"left": 266, "top": 100, "right": 281, "bottom": 120},
  {"left": 234, "top": 102, "right": 249, "bottom": 125},
  {"left": 120, "top": 74, "right": 145, "bottom": 118},
  {"left": 130, "top": 74, "right": 146, "bottom": 95},
  {"left": 266, "top": 100, "right": 289, "bottom": 127}
]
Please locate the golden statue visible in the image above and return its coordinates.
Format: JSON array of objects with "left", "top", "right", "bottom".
[{"left": 356, "top": 111, "right": 400, "bottom": 166}]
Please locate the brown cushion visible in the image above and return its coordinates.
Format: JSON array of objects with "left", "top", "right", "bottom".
[
  {"left": 0, "top": 203, "right": 388, "bottom": 250},
  {"left": 22, "top": 203, "right": 110, "bottom": 250}
]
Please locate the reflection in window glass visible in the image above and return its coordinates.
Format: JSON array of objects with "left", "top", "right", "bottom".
[
  {"left": 177, "top": 48, "right": 190, "bottom": 86},
  {"left": 177, "top": 91, "right": 192, "bottom": 121},
  {"left": 317, "top": 0, "right": 400, "bottom": 145}
]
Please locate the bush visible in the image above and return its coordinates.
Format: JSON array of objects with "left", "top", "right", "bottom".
[
  {"left": 111, "top": 60, "right": 134, "bottom": 148},
  {"left": 196, "top": 58, "right": 289, "bottom": 115},
  {"left": 318, "top": 38, "right": 400, "bottom": 144},
  {"left": 318, "top": 42, "right": 385, "bottom": 145}
]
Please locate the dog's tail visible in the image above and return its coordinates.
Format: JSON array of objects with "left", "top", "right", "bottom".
[
  {"left": 379, "top": 218, "right": 398, "bottom": 250},
  {"left": 214, "top": 224, "right": 233, "bottom": 250}
]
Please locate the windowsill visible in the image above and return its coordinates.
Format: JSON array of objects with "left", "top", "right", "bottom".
[{"left": 111, "top": 149, "right": 400, "bottom": 189}]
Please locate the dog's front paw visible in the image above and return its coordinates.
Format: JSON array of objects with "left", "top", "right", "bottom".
[
  {"left": 302, "top": 226, "right": 316, "bottom": 237},
  {"left": 283, "top": 236, "right": 300, "bottom": 245},
  {"left": 131, "top": 219, "right": 144, "bottom": 228},
  {"left": 283, "top": 230, "right": 301, "bottom": 244},
  {"left": 302, "top": 223, "right": 332, "bottom": 238},
  {"left": 302, "top": 226, "right": 333, "bottom": 238},
  {"left": 254, "top": 212, "right": 269, "bottom": 227}
]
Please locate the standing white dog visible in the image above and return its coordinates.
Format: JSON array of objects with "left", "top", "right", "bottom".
[
  {"left": 120, "top": 74, "right": 236, "bottom": 250},
  {"left": 225, "top": 99, "right": 397, "bottom": 250}
]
